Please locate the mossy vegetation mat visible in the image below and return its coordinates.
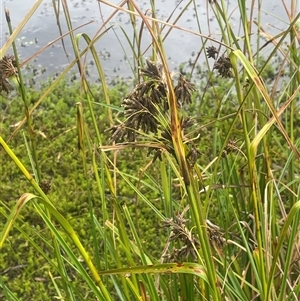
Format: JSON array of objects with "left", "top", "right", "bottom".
[{"left": 0, "top": 80, "right": 162, "bottom": 298}]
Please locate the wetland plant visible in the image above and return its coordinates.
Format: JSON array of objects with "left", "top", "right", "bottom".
[{"left": 1, "top": 1, "right": 300, "bottom": 301}]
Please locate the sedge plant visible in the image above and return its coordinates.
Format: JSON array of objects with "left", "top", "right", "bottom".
[{"left": 1, "top": 1, "right": 300, "bottom": 300}]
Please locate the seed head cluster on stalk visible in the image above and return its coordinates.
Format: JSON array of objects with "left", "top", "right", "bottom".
[
  {"left": 206, "top": 46, "right": 233, "bottom": 78},
  {"left": 0, "top": 54, "right": 17, "bottom": 93},
  {"left": 108, "top": 59, "right": 197, "bottom": 164},
  {"left": 108, "top": 57, "right": 236, "bottom": 259},
  {"left": 161, "top": 212, "right": 226, "bottom": 262}
]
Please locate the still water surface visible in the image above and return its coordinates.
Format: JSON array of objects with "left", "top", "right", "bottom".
[{"left": 0, "top": 0, "right": 296, "bottom": 84}]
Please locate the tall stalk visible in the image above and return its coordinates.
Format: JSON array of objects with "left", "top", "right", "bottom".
[{"left": 5, "top": 8, "right": 41, "bottom": 181}]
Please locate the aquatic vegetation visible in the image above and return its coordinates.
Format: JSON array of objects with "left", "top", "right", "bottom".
[{"left": 1, "top": 1, "right": 300, "bottom": 301}]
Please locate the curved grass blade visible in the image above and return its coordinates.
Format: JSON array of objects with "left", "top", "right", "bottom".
[
  {"left": 98, "top": 262, "right": 208, "bottom": 282},
  {"left": 230, "top": 49, "right": 300, "bottom": 161},
  {"left": 0, "top": 193, "right": 36, "bottom": 248}
]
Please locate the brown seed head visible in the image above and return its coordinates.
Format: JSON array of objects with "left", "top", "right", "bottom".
[
  {"left": 213, "top": 54, "right": 233, "bottom": 78},
  {"left": 5, "top": 7, "right": 10, "bottom": 23},
  {"left": 206, "top": 46, "right": 219, "bottom": 59}
]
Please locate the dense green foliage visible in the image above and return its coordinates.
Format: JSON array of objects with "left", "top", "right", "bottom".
[
  {"left": 1, "top": 1, "right": 300, "bottom": 301},
  {"left": 1, "top": 80, "right": 167, "bottom": 299}
]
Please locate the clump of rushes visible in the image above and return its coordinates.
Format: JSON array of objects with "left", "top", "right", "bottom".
[
  {"left": 0, "top": 54, "right": 17, "bottom": 93},
  {"left": 108, "top": 59, "right": 197, "bottom": 164}
]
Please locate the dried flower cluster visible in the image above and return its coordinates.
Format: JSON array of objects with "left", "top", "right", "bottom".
[
  {"left": 109, "top": 60, "right": 166, "bottom": 143},
  {"left": 206, "top": 46, "right": 233, "bottom": 78},
  {"left": 222, "top": 138, "right": 239, "bottom": 157},
  {"left": 174, "top": 74, "right": 195, "bottom": 105},
  {"left": 206, "top": 45, "right": 219, "bottom": 59},
  {"left": 206, "top": 220, "right": 226, "bottom": 252},
  {"left": 186, "top": 146, "right": 201, "bottom": 167},
  {"left": 108, "top": 59, "right": 196, "bottom": 162},
  {"left": 162, "top": 214, "right": 200, "bottom": 261},
  {"left": 162, "top": 213, "right": 226, "bottom": 262},
  {"left": 39, "top": 179, "right": 52, "bottom": 194},
  {"left": 0, "top": 54, "right": 17, "bottom": 93}
]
